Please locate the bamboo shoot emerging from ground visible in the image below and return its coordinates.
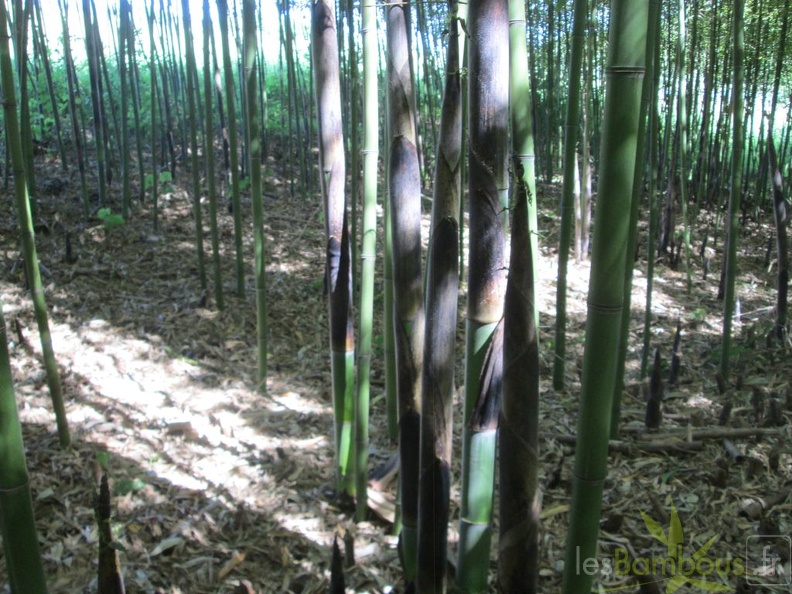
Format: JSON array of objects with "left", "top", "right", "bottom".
[
  {"left": 95, "top": 475, "right": 125, "bottom": 594},
  {"left": 416, "top": 1, "right": 463, "bottom": 590},
  {"left": 312, "top": 0, "right": 355, "bottom": 497},
  {"left": 498, "top": 151, "right": 540, "bottom": 594},
  {"left": 561, "top": 1, "right": 648, "bottom": 592},
  {"left": 457, "top": 0, "right": 509, "bottom": 590}
]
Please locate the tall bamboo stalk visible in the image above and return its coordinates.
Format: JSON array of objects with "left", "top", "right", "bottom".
[
  {"left": 180, "top": 0, "right": 207, "bottom": 293},
  {"left": 202, "top": 0, "right": 223, "bottom": 310},
  {"left": 553, "top": 0, "right": 589, "bottom": 391},
  {"left": 355, "top": 0, "right": 378, "bottom": 521},
  {"left": 82, "top": 0, "right": 107, "bottom": 206},
  {"left": 118, "top": 0, "right": 131, "bottom": 219},
  {"left": 611, "top": 0, "right": 660, "bottom": 437},
  {"left": 244, "top": 0, "right": 268, "bottom": 393},
  {"left": 58, "top": 0, "right": 89, "bottom": 216},
  {"left": 217, "top": 0, "right": 245, "bottom": 297},
  {"left": 385, "top": 0, "right": 424, "bottom": 583},
  {"left": 720, "top": 0, "right": 744, "bottom": 380},
  {"left": 457, "top": 0, "right": 509, "bottom": 590},
  {"left": 561, "top": 2, "right": 648, "bottom": 592},
  {"left": 498, "top": 1, "right": 540, "bottom": 591},
  {"left": 0, "top": 0, "right": 70, "bottom": 448},
  {"left": 312, "top": 0, "right": 355, "bottom": 498},
  {"left": 416, "top": 2, "right": 464, "bottom": 590}
]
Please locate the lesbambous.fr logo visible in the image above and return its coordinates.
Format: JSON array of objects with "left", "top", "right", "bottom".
[{"left": 574, "top": 502, "right": 778, "bottom": 592}]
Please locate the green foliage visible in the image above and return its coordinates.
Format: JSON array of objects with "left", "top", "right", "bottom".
[
  {"left": 144, "top": 171, "right": 173, "bottom": 192},
  {"left": 114, "top": 477, "right": 146, "bottom": 495},
  {"left": 97, "top": 207, "right": 125, "bottom": 230},
  {"left": 95, "top": 450, "right": 110, "bottom": 469}
]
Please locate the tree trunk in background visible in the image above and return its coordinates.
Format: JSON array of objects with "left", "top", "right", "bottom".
[
  {"left": 58, "top": 0, "right": 89, "bottom": 216},
  {"left": 180, "top": 0, "right": 208, "bottom": 293},
  {"left": 385, "top": 0, "right": 424, "bottom": 582},
  {"left": 217, "top": 0, "right": 246, "bottom": 298},
  {"left": 457, "top": 0, "right": 508, "bottom": 590},
  {"left": 312, "top": 0, "right": 355, "bottom": 498},
  {"left": 416, "top": 2, "right": 464, "bottom": 590},
  {"left": 641, "top": 6, "right": 662, "bottom": 379},
  {"left": 768, "top": 135, "right": 788, "bottom": 342},
  {"left": 243, "top": 0, "right": 268, "bottom": 394},
  {"left": 720, "top": 0, "right": 744, "bottom": 380},
  {"left": 677, "top": 0, "right": 693, "bottom": 292},
  {"left": 561, "top": 2, "right": 648, "bottom": 592},
  {"left": 552, "top": 0, "right": 588, "bottom": 391},
  {"left": 82, "top": 0, "right": 107, "bottom": 206},
  {"left": 202, "top": 0, "right": 224, "bottom": 310}
]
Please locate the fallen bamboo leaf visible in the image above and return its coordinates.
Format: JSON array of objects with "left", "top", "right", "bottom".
[
  {"left": 150, "top": 536, "right": 184, "bottom": 557},
  {"left": 218, "top": 550, "right": 246, "bottom": 580}
]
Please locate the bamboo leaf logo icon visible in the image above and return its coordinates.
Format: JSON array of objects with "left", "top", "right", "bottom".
[{"left": 638, "top": 503, "right": 734, "bottom": 593}]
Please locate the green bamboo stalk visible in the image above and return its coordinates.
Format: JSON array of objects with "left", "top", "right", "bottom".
[
  {"left": 0, "top": 297, "right": 48, "bottom": 594},
  {"left": 677, "top": 0, "right": 693, "bottom": 293},
  {"left": 82, "top": 0, "right": 107, "bottom": 207},
  {"left": 720, "top": 0, "right": 744, "bottom": 380},
  {"left": 611, "top": 0, "right": 660, "bottom": 437},
  {"left": 180, "top": 0, "right": 207, "bottom": 293},
  {"left": 416, "top": 2, "right": 464, "bottom": 589},
  {"left": 57, "top": 0, "right": 88, "bottom": 216},
  {"left": 16, "top": 0, "right": 36, "bottom": 204},
  {"left": 553, "top": 0, "right": 588, "bottom": 391},
  {"left": 202, "top": 0, "right": 223, "bottom": 310},
  {"left": 0, "top": 0, "right": 70, "bottom": 448},
  {"left": 217, "top": 0, "right": 245, "bottom": 298},
  {"left": 561, "top": 2, "right": 648, "bottom": 592},
  {"left": 509, "top": 0, "right": 538, "bottom": 330},
  {"left": 355, "top": 0, "right": 378, "bottom": 520},
  {"left": 146, "top": 0, "right": 158, "bottom": 230},
  {"left": 243, "top": 0, "right": 268, "bottom": 393},
  {"left": 32, "top": 0, "right": 67, "bottom": 172},
  {"left": 312, "top": 0, "right": 355, "bottom": 497},
  {"left": 641, "top": 6, "right": 662, "bottom": 380},
  {"left": 118, "top": 0, "right": 131, "bottom": 219},
  {"left": 457, "top": 0, "right": 509, "bottom": 590}
]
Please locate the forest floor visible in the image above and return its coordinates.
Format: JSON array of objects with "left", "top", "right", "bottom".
[{"left": 0, "top": 150, "right": 790, "bottom": 594}]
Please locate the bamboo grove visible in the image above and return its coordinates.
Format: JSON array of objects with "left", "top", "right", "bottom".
[{"left": 0, "top": 0, "right": 790, "bottom": 592}]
